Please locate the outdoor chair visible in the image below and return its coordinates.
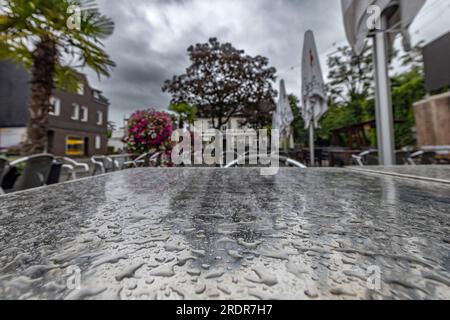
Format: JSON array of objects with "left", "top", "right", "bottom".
[
  {"left": 0, "top": 156, "right": 10, "bottom": 194},
  {"left": 147, "top": 152, "right": 163, "bottom": 167},
  {"left": 352, "top": 150, "right": 379, "bottom": 166},
  {"left": 123, "top": 153, "right": 149, "bottom": 168},
  {"left": 395, "top": 150, "right": 411, "bottom": 165},
  {"left": 91, "top": 156, "right": 119, "bottom": 175},
  {"left": 46, "top": 160, "right": 64, "bottom": 185},
  {"left": 59, "top": 157, "right": 90, "bottom": 180},
  {"left": 224, "top": 153, "right": 307, "bottom": 168},
  {"left": 2, "top": 154, "right": 54, "bottom": 193},
  {"left": 408, "top": 151, "right": 437, "bottom": 165}
]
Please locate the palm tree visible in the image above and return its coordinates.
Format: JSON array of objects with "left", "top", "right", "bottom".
[{"left": 0, "top": 0, "right": 115, "bottom": 154}]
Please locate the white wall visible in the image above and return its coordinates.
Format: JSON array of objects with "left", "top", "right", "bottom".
[
  {"left": 195, "top": 117, "right": 248, "bottom": 132},
  {"left": 0, "top": 127, "right": 26, "bottom": 149},
  {"left": 108, "top": 129, "right": 126, "bottom": 152}
]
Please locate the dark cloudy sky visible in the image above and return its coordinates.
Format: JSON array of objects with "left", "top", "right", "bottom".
[{"left": 83, "top": 0, "right": 450, "bottom": 126}]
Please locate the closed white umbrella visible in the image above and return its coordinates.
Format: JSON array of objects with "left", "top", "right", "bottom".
[
  {"left": 341, "top": 0, "right": 425, "bottom": 165},
  {"left": 273, "top": 80, "right": 294, "bottom": 150},
  {"left": 272, "top": 106, "right": 280, "bottom": 132},
  {"left": 277, "top": 79, "right": 294, "bottom": 141},
  {"left": 301, "top": 30, "right": 328, "bottom": 166}
]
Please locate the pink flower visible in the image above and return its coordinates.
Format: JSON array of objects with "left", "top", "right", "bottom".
[{"left": 126, "top": 108, "right": 175, "bottom": 166}]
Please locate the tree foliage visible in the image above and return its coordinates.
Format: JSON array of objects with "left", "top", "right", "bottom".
[
  {"left": 162, "top": 38, "right": 277, "bottom": 130},
  {"left": 242, "top": 98, "right": 276, "bottom": 130},
  {"left": 288, "top": 94, "right": 308, "bottom": 146},
  {"left": 314, "top": 44, "right": 427, "bottom": 148},
  {"left": 327, "top": 45, "right": 374, "bottom": 120},
  {"left": 169, "top": 102, "right": 197, "bottom": 129}
]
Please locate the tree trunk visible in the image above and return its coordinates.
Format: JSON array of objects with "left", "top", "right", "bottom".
[{"left": 21, "top": 36, "right": 57, "bottom": 155}]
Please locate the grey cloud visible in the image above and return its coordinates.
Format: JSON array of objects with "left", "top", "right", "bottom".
[{"left": 81, "top": 0, "right": 448, "bottom": 126}]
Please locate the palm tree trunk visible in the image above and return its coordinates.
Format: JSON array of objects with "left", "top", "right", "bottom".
[{"left": 22, "top": 36, "right": 57, "bottom": 155}]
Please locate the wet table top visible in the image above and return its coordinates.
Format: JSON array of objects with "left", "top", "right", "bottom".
[
  {"left": 349, "top": 165, "right": 450, "bottom": 184},
  {"left": 0, "top": 168, "right": 449, "bottom": 300}
]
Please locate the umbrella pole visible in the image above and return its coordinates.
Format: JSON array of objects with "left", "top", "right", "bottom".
[
  {"left": 309, "top": 125, "right": 315, "bottom": 167},
  {"left": 373, "top": 14, "right": 395, "bottom": 166}
]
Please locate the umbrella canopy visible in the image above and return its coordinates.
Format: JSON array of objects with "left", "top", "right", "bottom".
[
  {"left": 301, "top": 30, "right": 328, "bottom": 129},
  {"left": 273, "top": 79, "right": 294, "bottom": 139},
  {"left": 341, "top": 0, "right": 426, "bottom": 56}
]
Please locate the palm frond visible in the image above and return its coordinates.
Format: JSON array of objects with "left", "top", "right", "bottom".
[
  {"left": 1, "top": 0, "right": 115, "bottom": 80},
  {"left": 81, "top": 10, "right": 114, "bottom": 39},
  {"left": 54, "top": 64, "right": 80, "bottom": 93}
]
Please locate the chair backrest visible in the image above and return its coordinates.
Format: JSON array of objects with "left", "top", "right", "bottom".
[
  {"left": 363, "top": 151, "right": 379, "bottom": 166},
  {"left": 0, "top": 156, "right": 9, "bottom": 193},
  {"left": 0, "top": 156, "right": 9, "bottom": 180},
  {"left": 92, "top": 156, "right": 110, "bottom": 168},
  {"left": 12, "top": 154, "right": 54, "bottom": 192},
  {"left": 421, "top": 151, "right": 437, "bottom": 165},
  {"left": 224, "top": 154, "right": 307, "bottom": 168},
  {"left": 395, "top": 151, "right": 409, "bottom": 165},
  {"left": 134, "top": 153, "right": 148, "bottom": 163}
]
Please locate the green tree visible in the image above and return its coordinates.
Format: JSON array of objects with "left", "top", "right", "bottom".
[
  {"left": 391, "top": 43, "right": 426, "bottom": 147},
  {"left": 316, "top": 45, "right": 375, "bottom": 146},
  {"left": 327, "top": 45, "right": 374, "bottom": 121},
  {"left": 169, "top": 102, "right": 198, "bottom": 129},
  {"left": 0, "top": 0, "right": 115, "bottom": 155},
  {"left": 107, "top": 120, "right": 116, "bottom": 139},
  {"left": 288, "top": 94, "right": 308, "bottom": 146},
  {"left": 320, "top": 43, "right": 428, "bottom": 148}
]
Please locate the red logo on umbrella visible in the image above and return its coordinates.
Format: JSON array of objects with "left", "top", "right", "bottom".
[{"left": 309, "top": 49, "right": 314, "bottom": 66}]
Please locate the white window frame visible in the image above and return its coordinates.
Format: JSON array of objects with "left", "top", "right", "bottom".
[
  {"left": 96, "top": 111, "right": 103, "bottom": 125},
  {"left": 77, "top": 83, "right": 85, "bottom": 96},
  {"left": 49, "top": 96, "right": 61, "bottom": 116},
  {"left": 71, "top": 104, "right": 80, "bottom": 120},
  {"left": 95, "top": 135, "right": 101, "bottom": 150},
  {"left": 80, "top": 106, "right": 88, "bottom": 122}
]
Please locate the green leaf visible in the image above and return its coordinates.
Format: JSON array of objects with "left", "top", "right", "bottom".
[{"left": 54, "top": 65, "right": 81, "bottom": 93}]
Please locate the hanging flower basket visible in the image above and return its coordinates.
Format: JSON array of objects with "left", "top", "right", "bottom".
[{"left": 125, "top": 109, "right": 176, "bottom": 166}]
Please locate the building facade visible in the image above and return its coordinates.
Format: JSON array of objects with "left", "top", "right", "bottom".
[
  {"left": 47, "top": 75, "right": 109, "bottom": 157},
  {"left": 0, "top": 61, "right": 109, "bottom": 157}
]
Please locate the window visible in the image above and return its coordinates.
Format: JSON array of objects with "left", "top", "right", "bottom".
[
  {"left": 77, "top": 83, "right": 85, "bottom": 96},
  {"left": 95, "top": 135, "right": 101, "bottom": 150},
  {"left": 80, "top": 106, "right": 88, "bottom": 122},
  {"left": 66, "top": 136, "right": 85, "bottom": 156},
  {"left": 96, "top": 111, "right": 103, "bottom": 125},
  {"left": 71, "top": 104, "right": 80, "bottom": 120},
  {"left": 49, "top": 97, "right": 61, "bottom": 116}
]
